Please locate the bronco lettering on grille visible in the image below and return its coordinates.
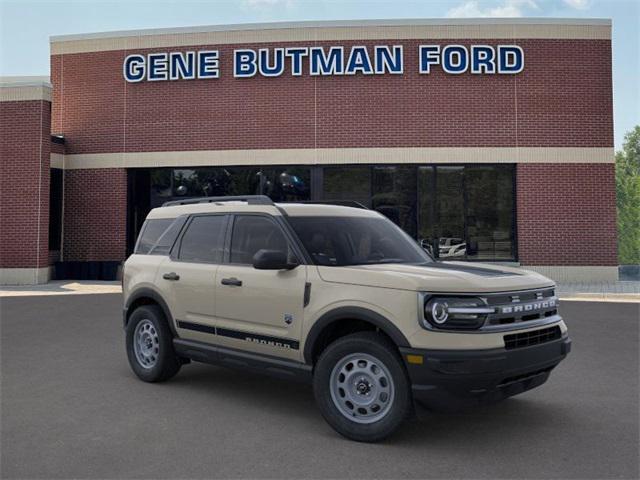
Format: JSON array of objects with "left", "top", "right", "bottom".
[{"left": 500, "top": 298, "right": 556, "bottom": 315}]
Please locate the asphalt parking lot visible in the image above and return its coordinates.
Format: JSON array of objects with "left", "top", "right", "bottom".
[{"left": 1, "top": 294, "right": 638, "bottom": 479}]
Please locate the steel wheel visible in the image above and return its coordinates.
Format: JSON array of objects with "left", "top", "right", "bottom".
[
  {"left": 329, "top": 352, "right": 396, "bottom": 424},
  {"left": 133, "top": 319, "right": 160, "bottom": 369}
]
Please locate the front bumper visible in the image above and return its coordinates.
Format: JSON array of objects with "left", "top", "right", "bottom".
[{"left": 400, "top": 335, "right": 571, "bottom": 411}]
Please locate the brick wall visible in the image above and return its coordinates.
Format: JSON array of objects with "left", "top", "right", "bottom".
[
  {"left": 517, "top": 163, "right": 617, "bottom": 266},
  {"left": 51, "top": 140, "right": 65, "bottom": 154},
  {"left": 0, "top": 100, "right": 50, "bottom": 269},
  {"left": 51, "top": 39, "right": 612, "bottom": 154},
  {"left": 48, "top": 34, "right": 614, "bottom": 268},
  {"left": 62, "top": 168, "right": 127, "bottom": 261}
]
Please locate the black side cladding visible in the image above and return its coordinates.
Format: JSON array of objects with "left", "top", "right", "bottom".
[{"left": 177, "top": 320, "right": 300, "bottom": 350}]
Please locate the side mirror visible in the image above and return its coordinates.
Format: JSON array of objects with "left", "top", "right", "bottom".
[{"left": 252, "top": 249, "right": 298, "bottom": 270}]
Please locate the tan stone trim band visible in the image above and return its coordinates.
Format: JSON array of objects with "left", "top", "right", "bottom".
[
  {"left": 50, "top": 153, "right": 64, "bottom": 169},
  {"left": 0, "top": 267, "right": 50, "bottom": 286},
  {"left": 51, "top": 20, "right": 612, "bottom": 55},
  {"left": 57, "top": 147, "right": 614, "bottom": 170},
  {"left": 0, "top": 85, "right": 52, "bottom": 102},
  {"left": 523, "top": 266, "right": 618, "bottom": 283}
]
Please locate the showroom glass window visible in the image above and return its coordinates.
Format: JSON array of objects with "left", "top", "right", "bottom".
[
  {"left": 260, "top": 167, "right": 310, "bottom": 202},
  {"left": 320, "top": 164, "right": 516, "bottom": 261},
  {"left": 416, "top": 165, "right": 515, "bottom": 261},
  {"left": 323, "top": 166, "right": 371, "bottom": 207},
  {"left": 464, "top": 166, "right": 515, "bottom": 260},
  {"left": 148, "top": 166, "right": 310, "bottom": 208},
  {"left": 136, "top": 163, "right": 516, "bottom": 262},
  {"left": 372, "top": 166, "right": 417, "bottom": 238}
]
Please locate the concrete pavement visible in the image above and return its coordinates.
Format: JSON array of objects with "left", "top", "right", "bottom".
[{"left": 1, "top": 294, "right": 638, "bottom": 479}]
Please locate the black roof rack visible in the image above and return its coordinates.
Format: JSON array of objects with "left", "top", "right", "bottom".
[
  {"left": 162, "top": 195, "right": 274, "bottom": 207},
  {"left": 282, "top": 200, "right": 369, "bottom": 209}
]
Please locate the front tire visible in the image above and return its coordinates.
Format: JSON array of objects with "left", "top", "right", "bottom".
[
  {"left": 126, "top": 305, "right": 181, "bottom": 382},
  {"left": 313, "top": 332, "right": 411, "bottom": 442}
]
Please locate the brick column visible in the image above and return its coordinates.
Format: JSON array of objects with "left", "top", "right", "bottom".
[
  {"left": 0, "top": 78, "right": 52, "bottom": 284},
  {"left": 62, "top": 168, "right": 127, "bottom": 262},
  {"left": 516, "top": 163, "right": 618, "bottom": 282}
]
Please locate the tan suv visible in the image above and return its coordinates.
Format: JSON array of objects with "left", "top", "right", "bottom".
[{"left": 123, "top": 195, "right": 571, "bottom": 442}]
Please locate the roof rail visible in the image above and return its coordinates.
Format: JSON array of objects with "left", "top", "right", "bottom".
[
  {"left": 162, "top": 195, "right": 274, "bottom": 207},
  {"left": 282, "top": 200, "right": 369, "bottom": 209}
]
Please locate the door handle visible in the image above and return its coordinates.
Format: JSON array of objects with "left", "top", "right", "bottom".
[
  {"left": 221, "top": 277, "right": 242, "bottom": 287},
  {"left": 162, "top": 272, "right": 180, "bottom": 281}
]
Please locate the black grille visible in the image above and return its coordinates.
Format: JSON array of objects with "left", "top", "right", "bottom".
[
  {"left": 504, "top": 326, "right": 562, "bottom": 350},
  {"left": 485, "top": 288, "right": 555, "bottom": 306},
  {"left": 485, "top": 288, "right": 558, "bottom": 327}
]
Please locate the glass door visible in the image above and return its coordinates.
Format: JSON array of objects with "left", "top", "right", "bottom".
[
  {"left": 418, "top": 166, "right": 466, "bottom": 259},
  {"left": 371, "top": 166, "right": 417, "bottom": 238},
  {"left": 434, "top": 166, "right": 466, "bottom": 260},
  {"left": 417, "top": 166, "right": 436, "bottom": 255}
]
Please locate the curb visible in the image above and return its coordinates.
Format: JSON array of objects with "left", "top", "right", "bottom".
[{"left": 558, "top": 294, "right": 640, "bottom": 303}]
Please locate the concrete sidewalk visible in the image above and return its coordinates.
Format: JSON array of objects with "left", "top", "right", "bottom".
[
  {"left": 1, "top": 279, "right": 639, "bottom": 302},
  {"left": 556, "top": 281, "right": 640, "bottom": 303},
  {"left": 0, "top": 280, "right": 121, "bottom": 297}
]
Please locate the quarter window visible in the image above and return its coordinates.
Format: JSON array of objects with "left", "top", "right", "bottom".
[
  {"left": 178, "top": 215, "right": 226, "bottom": 263},
  {"left": 149, "top": 217, "right": 187, "bottom": 255},
  {"left": 230, "top": 216, "right": 289, "bottom": 264},
  {"left": 135, "top": 219, "right": 173, "bottom": 254}
]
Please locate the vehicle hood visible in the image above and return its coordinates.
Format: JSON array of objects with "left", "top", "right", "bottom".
[{"left": 316, "top": 261, "right": 554, "bottom": 293}]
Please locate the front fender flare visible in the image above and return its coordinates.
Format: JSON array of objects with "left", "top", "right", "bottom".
[{"left": 303, "top": 306, "right": 410, "bottom": 364}]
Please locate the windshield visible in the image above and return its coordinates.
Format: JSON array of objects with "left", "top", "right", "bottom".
[{"left": 288, "top": 215, "right": 433, "bottom": 266}]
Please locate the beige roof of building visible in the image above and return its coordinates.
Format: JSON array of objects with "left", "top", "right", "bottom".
[
  {"left": 0, "top": 76, "right": 52, "bottom": 102},
  {"left": 50, "top": 18, "right": 612, "bottom": 55}
]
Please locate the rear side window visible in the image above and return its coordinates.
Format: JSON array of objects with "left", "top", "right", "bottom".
[
  {"left": 135, "top": 219, "right": 173, "bottom": 254},
  {"left": 178, "top": 215, "right": 227, "bottom": 263},
  {"left": 149, "top": 216, "right": 187, "bottom": 255}
]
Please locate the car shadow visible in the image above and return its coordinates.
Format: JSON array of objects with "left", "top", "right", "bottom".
[
  {"left": 148, "top": 362, "right": 318, "bottom": 415},
  {"left": 140, "top": 361, "right": 574, "bottom": 445}
]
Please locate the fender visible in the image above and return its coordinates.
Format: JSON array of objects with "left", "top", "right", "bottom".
[
  {"left": 303, "top": 306, "right": 410, "bottom": 364},
  {"left": 123, "top": 287, "right": 178, "bottom": 337}
]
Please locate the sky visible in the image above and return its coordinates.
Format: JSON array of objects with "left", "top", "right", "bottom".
[{"left": 0, "top": 0, "right": 638, "bottom": 149}]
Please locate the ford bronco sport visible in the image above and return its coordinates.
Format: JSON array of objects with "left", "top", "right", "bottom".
[{"left": 123, "top": 195, "right": 571, "bottom": 442}]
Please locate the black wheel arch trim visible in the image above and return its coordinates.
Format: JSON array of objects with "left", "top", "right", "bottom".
[
  {"left": 303, "top": 306, "right": 411, "bottom": 364},
  {"left": 124, "top": 287, "right": 178, "bottom": 337}
]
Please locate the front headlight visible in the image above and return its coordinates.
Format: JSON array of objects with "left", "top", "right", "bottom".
[{"left": 422, "top": 296, "right": 494, "bottom": 330}]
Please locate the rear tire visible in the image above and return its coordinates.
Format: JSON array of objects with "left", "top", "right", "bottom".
[
  {"left": 313, "top": 332, "right": 411, "bottom": 442},
  {"left": 126, "top": 305, "right": 181, "bottom": 382}
]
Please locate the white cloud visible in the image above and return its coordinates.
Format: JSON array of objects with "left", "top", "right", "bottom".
[
  {"left": 562, "top": 0, "right": 591, "bottom": 10},
  {"left": 446, "top": 0, "right": 539, "bottom": 18}
]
